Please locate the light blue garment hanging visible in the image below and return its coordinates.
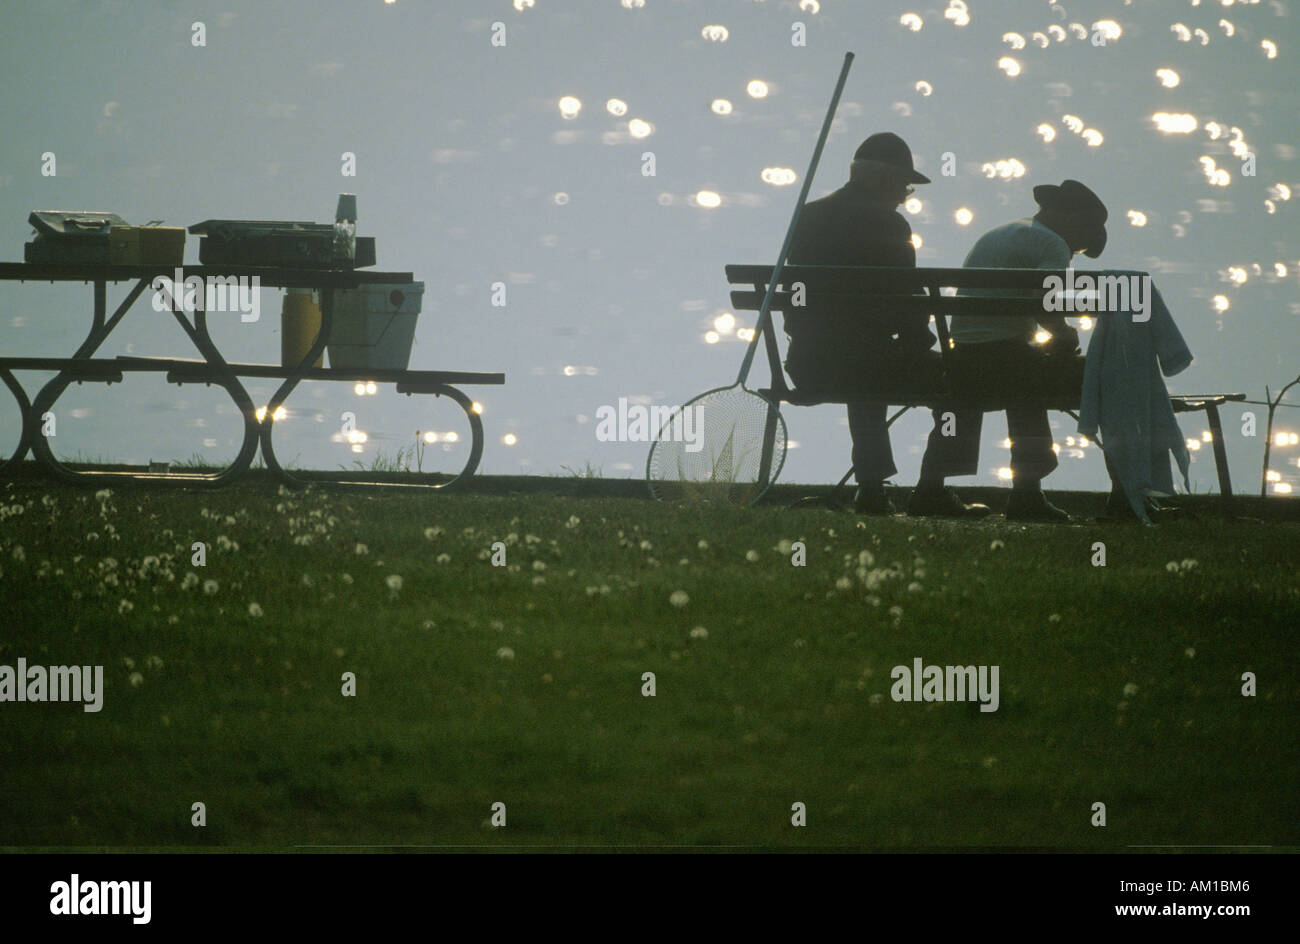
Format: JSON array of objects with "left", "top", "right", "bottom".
[{"left": 1078, "top": 276, "right": 1193, "bottom": 523}]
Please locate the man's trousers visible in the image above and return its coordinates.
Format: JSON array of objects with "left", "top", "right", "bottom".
[{"left": 917, "top": 339, "right": 1087, "bottom": 485}]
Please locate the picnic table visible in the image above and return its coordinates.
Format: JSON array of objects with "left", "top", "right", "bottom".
[
  {"left": 0, "top": 262, "right": 505, "bottom": 489},
  {"left": 725, "top": 264, "right": 1246, "bottom": 507}
]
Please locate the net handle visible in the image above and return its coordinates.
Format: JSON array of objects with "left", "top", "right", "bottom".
[{"left": 735, "top": 51, "right": 855, "bottom": 387}]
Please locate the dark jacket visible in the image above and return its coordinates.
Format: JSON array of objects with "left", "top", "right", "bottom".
[{"left": 783, "top": 184, "right": 935, "bottom": 389}]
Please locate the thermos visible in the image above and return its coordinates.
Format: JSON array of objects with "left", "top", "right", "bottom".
[{"left": 281, "top": 288, "right": 324, "bottom": 368}]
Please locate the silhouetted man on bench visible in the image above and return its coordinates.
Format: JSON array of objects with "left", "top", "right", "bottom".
[
  {"left": 910, "top": 179, "right": 1111, "bottom": 522},
  {"left": 785, "top": 132, "right": 974, "bottom": 515}
]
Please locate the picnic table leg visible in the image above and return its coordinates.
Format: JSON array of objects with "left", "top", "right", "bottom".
[
  {"left": 412, "top": 384, "right": 485, "bottom": 488},
  {"left": 182, "top": 307, "right": 263, "bottom": 488},
  {"left": 28, "top": 278, "right": 261, "bottom": 488},
  {"left": 28, "top": 279, "right": 134, "bottom": 484},
  {"left": 0, "top": 368, "right": 32, "bottom": 473},
  {"left": 1204, "top": 403, "right": 1234, "bottom": 515}
]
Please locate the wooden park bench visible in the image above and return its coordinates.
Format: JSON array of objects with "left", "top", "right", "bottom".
[{"left": 725, "top": 264, "right": 1246, "bottom": 505}]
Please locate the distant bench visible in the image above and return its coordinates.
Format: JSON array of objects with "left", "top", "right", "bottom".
[{"left": 725, "top": 264, "right": 1246, "bottom": 500}]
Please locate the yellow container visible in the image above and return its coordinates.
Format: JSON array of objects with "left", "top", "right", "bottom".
[{"left": 281, "top": 289, "right": 324, "bottom": 368}]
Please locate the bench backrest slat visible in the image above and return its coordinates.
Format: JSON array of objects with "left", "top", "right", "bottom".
[{"left": 725, "top": 262, "right": 1148, "bottom": 401}]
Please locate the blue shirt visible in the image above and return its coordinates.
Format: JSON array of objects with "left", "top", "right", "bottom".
[{"left": 950, "top": 218, "right": 1073, "bottom": 345}]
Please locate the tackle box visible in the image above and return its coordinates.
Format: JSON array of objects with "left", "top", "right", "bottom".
[{"left": 188, "top": 219, "right": 375, "bottom": 268}]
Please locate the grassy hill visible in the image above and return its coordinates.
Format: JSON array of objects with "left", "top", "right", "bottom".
[{"left": 0, "top": 473, "right": 1296, "bottom": 850}]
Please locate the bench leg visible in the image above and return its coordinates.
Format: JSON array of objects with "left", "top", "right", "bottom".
[{"left": 1204, "top": 403, "right": 1234, "bottom": 514}]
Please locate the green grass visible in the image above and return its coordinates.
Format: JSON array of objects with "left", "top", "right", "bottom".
[{"left": 0, "top": 478, "right": 1296, "bottom": 850}]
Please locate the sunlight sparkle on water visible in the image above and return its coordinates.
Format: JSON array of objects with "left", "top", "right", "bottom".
[
  {"left": 761, "top": 167, "right": 797, "bottom": 186},
  {"left": 982, "top": 159, "right": 1026, "bottom": 179},
  {"left": 1153, "top": 112, "right": 1198, "bottom": 134},
  {"left": 1092, "top": 20, "right": 1122, "bottom": 41}
]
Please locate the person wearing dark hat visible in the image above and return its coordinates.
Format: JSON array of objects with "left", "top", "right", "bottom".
[
  {"left": 784, "top": 131, "right": 949, "bottom": 515},
  {"left": 908, "top": 179, "right": 1109, "bottom": 522}
]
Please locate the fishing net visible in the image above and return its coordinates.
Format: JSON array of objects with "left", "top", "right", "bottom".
[{"left": 645, "top": 385, "right": 787, "bottom": 505}]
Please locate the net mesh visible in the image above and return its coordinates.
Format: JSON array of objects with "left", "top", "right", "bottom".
[{"left": 646, "top": 386, "right": 787, "bottom": 505}]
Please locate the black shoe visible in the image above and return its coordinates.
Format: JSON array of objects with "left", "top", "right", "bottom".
[
  {"left": 854, "top": 484, "right": 896, "bottom": 515},
  {"left": 907, "top": 484, "right": 991, "bottom": 518},
  {"left": 1005, "top": 489, "right": 1071, "bottom": 523}
]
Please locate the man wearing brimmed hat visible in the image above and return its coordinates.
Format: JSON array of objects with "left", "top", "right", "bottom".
[
  {"left": 909, "top": 179, "right": 1109, "bottom": 522},
  {"left": 785, "top": 131, "right": 949, "bottom": 515}
]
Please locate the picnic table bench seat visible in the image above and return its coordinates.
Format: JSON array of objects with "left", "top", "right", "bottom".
[{"left": 725, "top": 264, "right": 1246, "bottom": 502}]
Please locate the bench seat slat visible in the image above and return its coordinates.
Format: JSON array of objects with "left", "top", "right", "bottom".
[
  {"left": 729, "top": 290, "right": 1048, "bottom": 316},
  {"left": 726, "top": 264, "right": 1094, "bottom": 293},
  {"left": 0, "top": 357, "right": 124, "bottom": 382},
  {"left": 115, "top": 356, "right": 503, "bottom": 386}
]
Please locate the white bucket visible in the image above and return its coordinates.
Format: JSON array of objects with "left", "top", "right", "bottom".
[{"left": 327, "top": 282, "right": 424, "bottom": 370}]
